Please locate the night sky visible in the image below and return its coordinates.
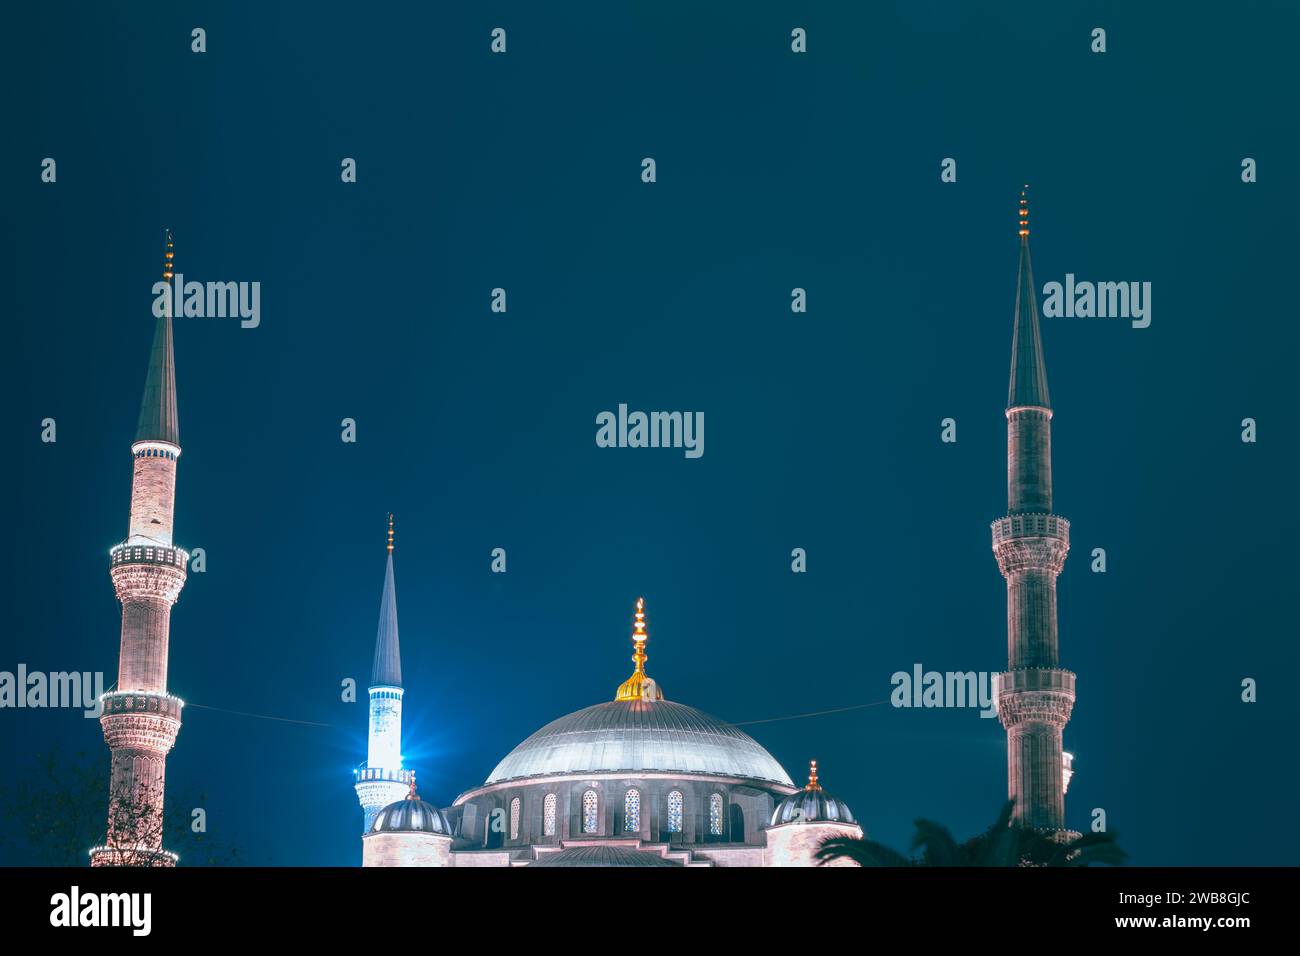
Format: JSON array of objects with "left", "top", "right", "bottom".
[{"left": 5, "top": 2, "right": 1298, "bottom": 866}]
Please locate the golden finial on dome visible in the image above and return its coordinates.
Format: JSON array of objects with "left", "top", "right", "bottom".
[
  {"left": 805, "top": 759, "right": 821, "bottom": 791},
  {"left": 1018, "top": 186, "right": 1029, "bottom": 238},
  {"left": 406, "top": 772, "right": 418, "bottom": 800},
  {"left": 162, "top": 228, "right": 175, "bottom": 280},
  {"left": 615, "top": 596, "right": 662, "bottom": 701},
  {"left": 387, "top": 513, "right": 394, "bottom": 553}
]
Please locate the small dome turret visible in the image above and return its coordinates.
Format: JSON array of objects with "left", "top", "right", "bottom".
[
  {"left": 370, "top": 777, "right": 451, "bottom": 835},
  {"left": 770, "top": 760, "right": 856, "bottom": 827}
]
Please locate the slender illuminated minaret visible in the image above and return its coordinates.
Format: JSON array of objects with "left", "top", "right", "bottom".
[
  {"left": 91, "top": 230, "right": 188, "bottom": 867},
  {"left": 992, "top": 190, "right": 1076, "bottom": 834},
  {"left": 354, "top": 515, "right": 413, "bottom": 834}
]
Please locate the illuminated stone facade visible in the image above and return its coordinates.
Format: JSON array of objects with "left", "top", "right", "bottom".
[
  {"left": 362, "top": 831, "right": 453, "bottom": 867},
  {"left": 765, "top": 820, "right": 861, "bottom": 868}
]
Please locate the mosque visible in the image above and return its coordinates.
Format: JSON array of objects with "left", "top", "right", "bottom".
[
  {"left": 349, "top": 188, "right": 1074, "bottom": 867},
  {"left": 87, "top": 191, "right": 1066, "bottom": 869},
  {"left": 353, "top": 531, "right": 860, "bottom": 867}
]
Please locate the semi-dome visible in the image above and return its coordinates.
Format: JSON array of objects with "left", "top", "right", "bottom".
[
  {"left": 770, "top": 760, "right": 856, "bottom": 827},
  {"left": 486, "top": 699, "right": 794, "bottom": 787},
  {"left": 371, "top": 795, "right": 452, "bottom": 835},
  {"left": 532, "top": 845, "right": 683, "bottom": 867}
]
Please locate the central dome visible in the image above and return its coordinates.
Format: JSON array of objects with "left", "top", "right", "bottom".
[{"left": 485, "top": 699, "right": 794, "bottom": 787}]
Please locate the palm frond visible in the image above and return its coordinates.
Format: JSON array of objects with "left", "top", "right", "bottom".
[
  {"left": 815, "top": 834, "right": 911, "bottom": 867},
  {"left": 976, "top": 801, "right": 1022, "bottom": 867},
  {"left": 910, "top": 817, "right": 961, "bottom": 866}
]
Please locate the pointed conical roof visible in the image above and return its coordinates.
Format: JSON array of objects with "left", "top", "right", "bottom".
[
  {"left": 135, "top": 314, "right": 180, "bottom": 445},
  {"left": 370, "top": 524, "right": 402, "bottom": 688},
  {"left": 135, "top": 232, "right": 180, "bottom": 445},
  {"left": 1007, "top": 191, "right": 1051, "bottom": 410}
]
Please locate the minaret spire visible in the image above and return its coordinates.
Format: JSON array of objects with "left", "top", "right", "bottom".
[
  {"left": 1008, "top": 187, "right": 1051, "bottom": 412},
  {"left": 354, "top": 514, "right": 413, "bottom": 835},
  {"left": 992, "top": 190, "right": 1076, "bottom": 836},
  {"left": 163, "top": 228, "right": 175, "bottom": 279},
  {"left": 371, "top": 515, "right": 402, "bottom": 688},
  {"left": 135, "top": 229, "right": 180, "bottom": 447}
]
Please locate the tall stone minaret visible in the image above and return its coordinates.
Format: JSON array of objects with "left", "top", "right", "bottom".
[
  {"left": 354, "top": 515, "right": 413, "bottom": 834},
  {"left": 992, "top": 191, "right": 1076, "bottom": 834},
  {"left": 91, "top": 231, "right": 188, "bottom": 867}
]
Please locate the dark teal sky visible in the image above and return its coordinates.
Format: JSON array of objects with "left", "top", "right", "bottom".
[{"left": 5, "top": 1, "right": 1297, "bottom": 865}]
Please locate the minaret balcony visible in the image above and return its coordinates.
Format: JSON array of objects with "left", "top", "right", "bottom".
[
  {"left": 99, "top": 691, "right": 184, "bottom": 753},
  {"left": 110, "top": 542, "right": 189, "bottom": 569},
  {"left": 991, "top": 513, "right": 1069, "bottom": 576},
  {"left": 993, "top": 668, "right": 1076, "bottom": 730},
  {"left": 109, "top": 543, "right": 188, "bottom": 603},
  {"left": 354, "top": 766, "right": 414, "bottom": 785},
  {"left": 991, "top": 513, "right": 1069, "bottom": 545},
  {"left": 355, "top": 769, "right": 414, "bottom": 826},
  {"left": 89, "top": 845, "right": 179, "bottom": 868}
]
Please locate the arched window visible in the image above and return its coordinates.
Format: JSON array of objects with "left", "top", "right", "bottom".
[
  {"left": 624, "top": 789, "right": 641, "bottom": 831},
  {"left": 543, "top": 793, "right": 557, "bottom": 836},
  {"left": 709, "top": 793, "right": 724, "bottom": 836},
  {"left": 729, "top": 803, "right": 745, "bottom": 843},
  {"left": 509, "top": 797, "right": 521, "bottom": 840},
  {"left": 582, "top": 790, "right": 599, "bottom": 834},
  {"left": 666, "top": 790, "right": 683, "bottom": 833}
]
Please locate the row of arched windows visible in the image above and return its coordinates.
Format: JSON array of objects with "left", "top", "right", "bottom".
[{"left": 503, "top": 789, "right": 727, "bottom": 839}]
